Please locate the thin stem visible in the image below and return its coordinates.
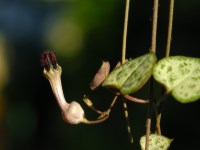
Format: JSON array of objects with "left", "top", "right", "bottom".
[
  {"left": 83, "top": 96, "right": 103, "bottom": 115},
  {"left": 82, "top": 115, "right": 109, "bottom": 124},
  {"left": 122, "top": 0, "right": 130, "bottom": 63},
  {"left": 123, "top": 98, "right": 134, "bottom": 143},
  {"left": 156, "top": 0, "right": 174, "bottom": 134},
  {"left": 146, "top": 0, "right": 159, "bottom": 149},
  {"left": 151, "top": 0, "right": 159, "bottom": 53},
  {"left": 155, "top": 113, "right": 162, "bottom": 134},
  {"left": 155, "top": 92, "right": 170, "bottom": 134},
  {"left": 145, "top": 119, "right": 151, "bottom": 150},
  {"left": 97, "top": 96, "right": 118, "bottom": 119},
  {"left": 156, "top": 92, "right": 170, "bottom": 106},
  {"left": 124, "top": 95, "right": 149, "bottom": 104},
  {"left": 121, "top": 0, "right": 132, "bottom": 144},
  {"left": 107, "top": 96, "right": 118, "bottom": 113},
  {"left": 145, "top": 78, "right": 154, "bottom": 150},
  {"left": 166, "top": 0, "right": 174, "bottom": 57},
  {"left": 88, "top": 105, "right": 103, "bottom": 115},
  {"left": 83, "top": 95, "right": 118, "bottom": 117}
]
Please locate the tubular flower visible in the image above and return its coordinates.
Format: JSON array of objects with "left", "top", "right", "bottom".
[{"left": 41, "top": 51, "right": 84, "bottom": 124}]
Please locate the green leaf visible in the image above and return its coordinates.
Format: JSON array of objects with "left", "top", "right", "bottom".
[
  {"left": 140, "top": 134, "right": 172, "bottom": 150},
  {"left": 102, "top": 52, "right": 157, "bottom": 95},
  {"left": 153, "top": 56, "right": 200, "bottom": 103}
]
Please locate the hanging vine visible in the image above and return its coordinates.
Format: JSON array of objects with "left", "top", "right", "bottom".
[{"left": 41, "top": 0, "right": 200, "bottom": 149}]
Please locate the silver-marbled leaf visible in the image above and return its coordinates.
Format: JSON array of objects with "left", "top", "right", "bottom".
[
  {"left": 140, "top": 134, "right": 172, "bottom": 150},
  {"left": 102, "top": 52, "right": 157, "bottom": 95},
  {"left": 153, "top": 56, "right": 200, "bottom": 103}
]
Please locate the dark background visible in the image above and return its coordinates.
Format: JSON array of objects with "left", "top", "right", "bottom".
[{"left": 0, "top": 0, "right": 200, "bottom": 150}]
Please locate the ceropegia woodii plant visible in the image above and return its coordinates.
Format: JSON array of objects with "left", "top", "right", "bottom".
[{"left": 41, "top": 0, "right": 200, "bottom": 150}]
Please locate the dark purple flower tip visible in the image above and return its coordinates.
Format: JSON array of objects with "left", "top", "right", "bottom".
[{"left": 41, "top": 51, "right": 58, "bottom": 71}]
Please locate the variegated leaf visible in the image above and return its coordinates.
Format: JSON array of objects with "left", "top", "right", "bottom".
[
  {"left": 140, "top": 134, "right": 172, "bottom": 150},
  {"left": 102, "top": 52, "right": 157, "bottom": 95},
  {"left": 153, "top": 56, "right": 200, "bottom": 103}
]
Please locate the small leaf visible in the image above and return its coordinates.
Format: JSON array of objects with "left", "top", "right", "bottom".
[
  {"left": 140, "top": 134, "right": 172, "bottom": 150},
  {"left": 153, "top": 56, "right": 200, "bottom": 103},
  {"left": 90, "top": 61, "right": 110, "bottom": 90},
  {"left": 102, "top": 52, "right": 157, "bottom": 95}
]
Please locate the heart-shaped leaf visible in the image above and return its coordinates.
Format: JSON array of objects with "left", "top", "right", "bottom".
[
  {"left": 140, "top": 134, "right": 172, "bottom": 150},
  {"left": 153, "top": 56, "right": 200, "bottom": 103},
  {"left": 102, "top": 52, "right": 157, "bottom": 95}
]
